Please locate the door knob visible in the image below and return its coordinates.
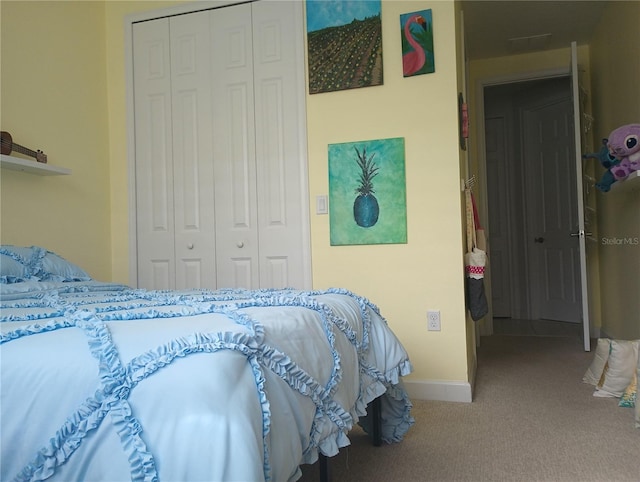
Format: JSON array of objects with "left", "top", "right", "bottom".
[
  {"left": 187, "top": 243, "right": 194, "bottom": 249},
  {"left": 534, "top": 237, "right": 544, "bottom": 243},
  {"left": 237, "top": 241, "right": 244, "bottom": 248}
]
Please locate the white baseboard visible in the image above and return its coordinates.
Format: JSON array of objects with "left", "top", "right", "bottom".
[{"left": 403, "top": 379, "right": 473, "bottom": 403}]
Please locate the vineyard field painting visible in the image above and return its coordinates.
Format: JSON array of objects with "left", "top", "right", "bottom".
[
  {"left": 328, "top": 138, "right": 407, "bottom": 246},
  {"left": 306, "top": 0, "right": 383, "bottom": 94}
]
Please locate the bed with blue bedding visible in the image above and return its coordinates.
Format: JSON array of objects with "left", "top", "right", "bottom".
[{"left": 0, "top": 246, "right": 413, "bottom": 482}]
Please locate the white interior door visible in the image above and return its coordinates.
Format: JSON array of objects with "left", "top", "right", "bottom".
[
  {"left": 211, "top": 1, "right": 309, "bottom": 290},
  {"left": 133, "top": 14, "right": 217, "bottom": 291},
  {"left": 252, "top": 0, "right": 309, "bottom": 289},
  {"left": 130, "top": 0, "right": 311, "bottom": 292},
  {"left": 485, "top": 116, "right": 513, "bottom": 317},
  {"left": 133, "top": 18, "right": 175, "bottom": 290},
  {"left": 170, "top": 12, "right": 217, "bottom": 290},
  {"left": 210, "top": 3, "right": 260, "bottom": 289},
  {"left": 571, "top": 41, "right": 591, "bottom": 352},
  {"left": 523, "top": 97, "right": 582, "bottom": 323}
]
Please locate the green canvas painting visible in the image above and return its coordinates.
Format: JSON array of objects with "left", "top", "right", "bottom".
[{"left": 329, "top": 137, "right": 407, "bottom": 246}]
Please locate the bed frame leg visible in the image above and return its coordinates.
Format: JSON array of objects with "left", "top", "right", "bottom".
[
  {"left": 319, "top": 453, "right": 330, "bottom": 482},
  {"left": 317, "top": 396, "right": 381, "bottom": 481},
  {"left": 371, "top": 395, "right": 382, "bottom": 447}
]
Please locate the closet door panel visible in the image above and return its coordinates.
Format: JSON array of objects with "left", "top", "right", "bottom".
[
  {"left": 210, "top": 4, "right": 259, "bottom": 289},
  {"left": 133, "top": 18, "right": 175, "bottom": 290},
  {"left": 253, "top": 1, "right": 307, "bottom": 288},
  {"left": 170, "top": 12, "right": 217, "bottom": 290}
]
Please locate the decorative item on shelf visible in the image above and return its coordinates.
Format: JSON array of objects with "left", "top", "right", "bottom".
[
  {"left": 0, "top": 131, "right": 47, "bottom": 163},
  {"left": 606, "top": 123, "right": 640, "bottom": 181}
]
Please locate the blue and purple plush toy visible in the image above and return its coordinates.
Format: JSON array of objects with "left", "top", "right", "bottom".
[
  {"left": 607, "top": 123, "right": 640, "bottom": 181},
  {"left": 583, "top": 139, "right": 620, "bottom": 192}
]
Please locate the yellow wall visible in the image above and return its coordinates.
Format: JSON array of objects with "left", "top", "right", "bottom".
[
  {"left": 0, "top": 1, "right": 111, "bottom": 280},
  {"left": 590, "top": 0, "right": 640, "bottom": 339},
  {"left": 306, "top": 0, "right": 469, "bottom": 387}
]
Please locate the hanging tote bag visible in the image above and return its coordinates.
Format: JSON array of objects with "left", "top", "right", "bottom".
[{"left": 465, "top": 189, "right": 488, "bottom": 321}]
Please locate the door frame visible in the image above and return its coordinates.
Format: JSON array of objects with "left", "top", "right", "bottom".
[
  {"left": 123, "top": 0, "right": 312, "bottom": 289},
  {"left": 474, "top": 67, "right": 573, "bottom": 336}
]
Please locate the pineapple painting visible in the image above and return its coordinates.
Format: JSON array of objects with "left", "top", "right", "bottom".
[
  {"left": 353, "top": 146, "right": 380, "bottom": 227},
  {"left": 329, "top": 137, "right": 407, "bottom": 246}
]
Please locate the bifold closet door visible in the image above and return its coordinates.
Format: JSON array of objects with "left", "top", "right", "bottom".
[
  {"left": 211, "top": 1, "right": 308, "bottom": 289},
  {"left": 133, "top": 13, "right": 217, "bottom": 290},
  {"left": 210, "top": 3, "right": 260, "bottom": 289}
]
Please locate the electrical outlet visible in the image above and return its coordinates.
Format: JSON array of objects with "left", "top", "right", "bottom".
[{"left": 427, "top": 310, "right": 441, "bottom": 331}]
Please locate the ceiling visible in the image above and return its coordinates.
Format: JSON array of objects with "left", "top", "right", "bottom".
[{"left": 460, "top": 0, "right": 610, "bottom": 60}]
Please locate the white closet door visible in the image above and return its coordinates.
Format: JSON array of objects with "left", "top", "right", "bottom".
[
  {"left": 170, "top": 12, "right": 217, "bottom": 290},
  {"left": 131, "top": 1, "right": 310, "bottom": 291},
  {"left": 211, "top": 1, "right": 308, "bottom": 289},
  {"left": 210, "top": 3, "right": 260, "bottom": 289},
  {"left": 252, "top": 0, "right": 308, "bottom": 289},
  {"left": 133, "top": 19, "right": 175, "bottom": 289}
]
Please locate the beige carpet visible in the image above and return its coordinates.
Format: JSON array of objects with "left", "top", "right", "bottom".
[{"left": 298, "top": 335, "right": 640, "bottom": 482}]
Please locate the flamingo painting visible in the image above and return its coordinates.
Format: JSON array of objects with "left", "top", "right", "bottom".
[{"left": 400, "top": 10, "right": 434, "bottom": 77}]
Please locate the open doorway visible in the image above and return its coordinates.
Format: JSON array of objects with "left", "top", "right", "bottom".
[{"left": 483, "top": 76, "right": 583, "bottom": 337}]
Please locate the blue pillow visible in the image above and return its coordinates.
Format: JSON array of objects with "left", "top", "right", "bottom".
[
  {"left": 39, "top": 249, "right": 91, "bottom": 282},
  {"left": 0, "top": 245, "right": 91, "bottom": 282},
  {"left": 0, "top": 253, "right": 31, "bottom": 283}
]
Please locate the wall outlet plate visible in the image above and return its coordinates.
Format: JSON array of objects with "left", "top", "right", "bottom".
[{"left": 427, "top": 310, "right": 441, "bottom": 331}]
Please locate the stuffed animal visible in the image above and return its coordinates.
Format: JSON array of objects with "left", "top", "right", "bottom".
[
  {"left": 583, "top": 139, "right": 620, "bottom": 192},
  {"left": 607, "top": 123, "right": 640, "bottom": 181}
]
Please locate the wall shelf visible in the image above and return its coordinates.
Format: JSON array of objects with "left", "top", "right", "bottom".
[
  {"left": 0, "top": 154, "right": 71, "bottom": 176},
  {"left": 611, "top": 170, "right": 639, "bottom": 193}
]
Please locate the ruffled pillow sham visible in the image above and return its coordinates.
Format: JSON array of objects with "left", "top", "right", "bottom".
[
  {"left": 0, "top": 245, "right": 91, "bottom": 283},
  {"left": 0, "top": 253, "right": 33, "bottom": 283}
]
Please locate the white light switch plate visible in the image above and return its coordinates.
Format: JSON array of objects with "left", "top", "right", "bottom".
[{"left": 316, "top": 195, "right": 328, "bottom": 214}]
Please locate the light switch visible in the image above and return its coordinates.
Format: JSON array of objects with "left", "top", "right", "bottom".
[{"left": 316, "top": 195, "right": 328, "bottom": 215}]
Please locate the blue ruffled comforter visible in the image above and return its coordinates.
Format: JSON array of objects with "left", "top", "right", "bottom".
[{"left": 0, "top": 281, "right": 413, "bottom": 482}]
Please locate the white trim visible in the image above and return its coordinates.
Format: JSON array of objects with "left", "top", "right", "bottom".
[
  {"left": 124, "top": 15, "right": 137, "bottom": 287},
  {"left": 403, "top": 379, "right": 473, "bottom": 403},
  {"left": 291, "top": 0, "right": 313, "bottom": 290},
  {"left": 125, "top": 0, "right": 243, "bottom": 24}
]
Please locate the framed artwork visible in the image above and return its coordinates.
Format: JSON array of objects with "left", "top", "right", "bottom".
[
  {"left": 306, "top": 0, "right": 383, "bottom": 94},
  {"left": 329, "top": 138, "right": 407, "bottom": 246},
  {"left": 400, "top": 9, "right": 435, "bottom": 77}
]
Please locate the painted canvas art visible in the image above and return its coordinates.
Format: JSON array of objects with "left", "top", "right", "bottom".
[
  {"left": 306, "top": 0, "right": 383, "bottom": 94},
  {"left": 329, "top": 138, "right": 407, "bottom": 246},
  {"left": 400, "top": 9, "right": 435, "bottom": 77}
]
